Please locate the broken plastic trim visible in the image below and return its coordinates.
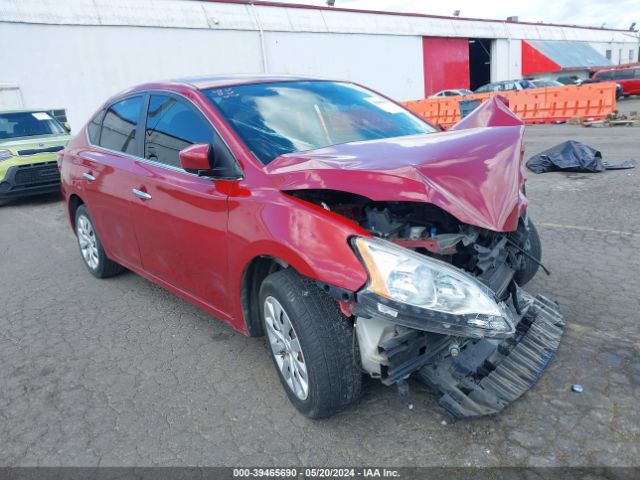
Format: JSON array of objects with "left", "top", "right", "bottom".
[{"left": 416, "top": 290, "right": 565, "bottom": 418}]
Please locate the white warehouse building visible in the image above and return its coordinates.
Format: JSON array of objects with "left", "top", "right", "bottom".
[{"left": 1, "top": 0, "right": 638, "bottom": 130}]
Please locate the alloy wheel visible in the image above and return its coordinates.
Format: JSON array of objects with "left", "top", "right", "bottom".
[
  {"left": 264, "top": 295, "right": 309, "bottom": 400},
  {"left": 76, "top": 215, "right": 99, "bottom": 270}
]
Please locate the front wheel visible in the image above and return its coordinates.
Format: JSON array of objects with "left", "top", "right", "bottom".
[{"left": 259, "top": 269, "right": 361, "bottom": 418}]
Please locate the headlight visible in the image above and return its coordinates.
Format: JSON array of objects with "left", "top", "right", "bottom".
[
  {"left": 0, "top": 149, "right": 13, "bottom": 162},
  {"left": 353, "top": 236, "right": 514, "bottom": 338}
]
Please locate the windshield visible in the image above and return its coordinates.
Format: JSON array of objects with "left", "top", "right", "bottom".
[
  {"left": 0, "top": 111, "right": 65, "bottom": 140},
  {"left": 204, "top": 81, "right": 436, "bottom": 165}
]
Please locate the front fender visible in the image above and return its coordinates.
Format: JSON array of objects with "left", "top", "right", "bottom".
[{"left": 226, "top": 188, "right": 370, "bottom": 325}]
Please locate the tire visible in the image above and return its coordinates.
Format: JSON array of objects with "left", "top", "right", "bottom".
[
  {"left": 513, "top": 220, "right": 542, "bottom": 286},
  {"left": 74, "top": 205, "right": 125, "bottom": 278},
  {"left": 259, "top": 269, "right": 362, "bottom": 418}
]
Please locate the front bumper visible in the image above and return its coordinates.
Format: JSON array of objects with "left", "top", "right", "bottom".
[
  {"left": 416, "top": 290, "right": 565, "bottom": 418},
  {"left": 0, "top": 161, "right": 61, "bottom": 200}
]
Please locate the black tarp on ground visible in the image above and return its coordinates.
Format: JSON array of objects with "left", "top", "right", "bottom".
[{"left": 526, "top": 140, "right": 636, "bottom": 173}]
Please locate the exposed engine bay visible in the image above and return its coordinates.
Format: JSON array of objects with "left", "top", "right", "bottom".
[
  {"left": 291, "top": 189, "right": 564, "bottom": 418},
  {"left": 292, "top": 189, "right": 538, "bottom": 301}
]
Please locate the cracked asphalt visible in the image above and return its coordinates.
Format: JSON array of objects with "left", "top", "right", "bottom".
[{"left": 1, "top": 103, "right": 639, "bottom": 467}]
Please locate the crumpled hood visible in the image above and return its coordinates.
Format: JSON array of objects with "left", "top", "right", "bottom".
[{"left": 265, "top": 97, "right": 527, "bottom": 232}]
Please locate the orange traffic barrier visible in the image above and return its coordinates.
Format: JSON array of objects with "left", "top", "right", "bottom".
[{"left": 403, "top": 82, "right": 617, "bottom": 128}]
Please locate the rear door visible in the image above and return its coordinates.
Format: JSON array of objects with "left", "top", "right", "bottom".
[
  {"left": 131, "top": 93, "right": 232, "bottom": 315},
  {"left": 77, "top": 96, "right": 145, "bottom": 267}
]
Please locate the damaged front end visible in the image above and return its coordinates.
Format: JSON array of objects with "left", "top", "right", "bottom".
[
  {"left": 353, "top": 278, "right": 564, "bottom": 418},
  {"left": 312, "top": 194, "right": 565, "bottom": 419},
  {"left": 343, "top": 205, "right": 564, "bottom": 418},
  {"left": 269, "top": 97, "right": 564, "bottom": 418}
]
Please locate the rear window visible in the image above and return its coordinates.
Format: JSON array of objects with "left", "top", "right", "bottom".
[
  {"left": 99, "top": 96, "right": 143, "bottom": 155},
  {"left": 0, "top": 111, "right": 65, "bottom": 140}
]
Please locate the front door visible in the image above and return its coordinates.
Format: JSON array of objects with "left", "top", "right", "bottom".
[{"left": 131, "top": 93, "right": 231, "bottom": 315}]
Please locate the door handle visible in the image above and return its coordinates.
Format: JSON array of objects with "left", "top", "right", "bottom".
[
  {"left": 132, "top": 188, "right": 152, "bottom": 200},
  {"left": 82, "top": 172, "right": 96, "bottom": 182}
]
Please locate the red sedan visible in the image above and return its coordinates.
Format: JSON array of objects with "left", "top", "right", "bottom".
[
  {"left": 60, "top": 75, "right": 564, "bottom": 419},
  {"left": 592, "top": 66, "right": 640, "bottom": 97}
]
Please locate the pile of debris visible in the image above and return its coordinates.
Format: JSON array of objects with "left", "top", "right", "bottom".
[{"left": 567, "top": 110, "right": 639, "bottom": 127}]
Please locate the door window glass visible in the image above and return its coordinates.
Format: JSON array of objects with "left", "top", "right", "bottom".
[
  {"left": 87, "top": 109, "right": 104, "bottom": 144},
  {"left": 614, "top": 70, "right": 634, "bottom": 80},
  {"left": 144, "top": 95, "right": 213, "bottom": 168},
  {"left": 99, "top": 97, "right": 143, "bottom": 155}
]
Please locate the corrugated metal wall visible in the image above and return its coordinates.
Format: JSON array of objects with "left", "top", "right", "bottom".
[{"left": 0, "top": 22, "right": 424, "bottom": 130}]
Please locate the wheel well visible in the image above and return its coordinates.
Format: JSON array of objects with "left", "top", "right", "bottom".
[
  {"left": 68, "top": 194, "right": 84, "bottom": 229},
  {"left": 241, "top": 256, "right": 285, "bottom": 337}
]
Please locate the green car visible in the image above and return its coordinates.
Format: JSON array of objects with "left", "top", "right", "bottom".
[{"left": 0, "top": 110, "right": 71, "bottom": 203}]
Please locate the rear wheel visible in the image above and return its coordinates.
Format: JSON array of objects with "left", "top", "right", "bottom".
[
  {"left": 260, "top": 269, "right": 361, "bottom": 418},
  {"left": 75, "top": 205, "right": 125, "bottom": 278},
  {"left": 513, "top": 220, "right": 542, "bottom": 286}
]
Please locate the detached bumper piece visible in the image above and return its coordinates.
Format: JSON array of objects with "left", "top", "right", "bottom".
[
  {"left": 0, "top": 161, "right": 60, "bottom": 200},
  {"left": 416, "top": 292, "right": 565, "bottom": 418}
]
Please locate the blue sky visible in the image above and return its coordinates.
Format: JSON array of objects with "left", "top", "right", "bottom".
[{"left": 268, "top": 0, "right": 640, "bottom": 30}]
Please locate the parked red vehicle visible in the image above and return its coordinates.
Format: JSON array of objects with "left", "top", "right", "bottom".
[
  {"left": 60, "top": 76, "right": 564, "bottom": 419},
  {"left": 592, "top": 66, "right": 640, "bottom": 96}
]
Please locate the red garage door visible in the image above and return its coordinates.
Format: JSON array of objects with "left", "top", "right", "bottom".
[{"left": 422, "top": 37, "right": 470, "bottom": 97}]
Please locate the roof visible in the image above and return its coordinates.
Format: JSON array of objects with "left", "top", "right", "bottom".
[
  {"left": 528, "top": 40, "right": 613, "bottom": 69},
  {"left": 205, "top": 0, "right": 634, "bottom": 32},
  {"left": 522, "top": 40, "right": 613, "bottom": 75},
  {"left": 173, "top": 73, "right": 326, "bottom": 89},
  {"left": 3, "top": 0, "right": 637, "bottom": 43}
]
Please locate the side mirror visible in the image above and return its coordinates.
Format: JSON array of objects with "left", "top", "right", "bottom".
[
  {"left": 179, "top": 143, "right": 213, "bottom": 175},
  {"left": 63, "top": 122, "right": 71, "bottom": 133},
  {"left": 179, "top": 142, "right": 243, "bottom": 180}
]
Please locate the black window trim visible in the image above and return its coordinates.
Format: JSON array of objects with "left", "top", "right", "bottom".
[{"left": 86, "top": 89, "right": 244, "bottom": 180}]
